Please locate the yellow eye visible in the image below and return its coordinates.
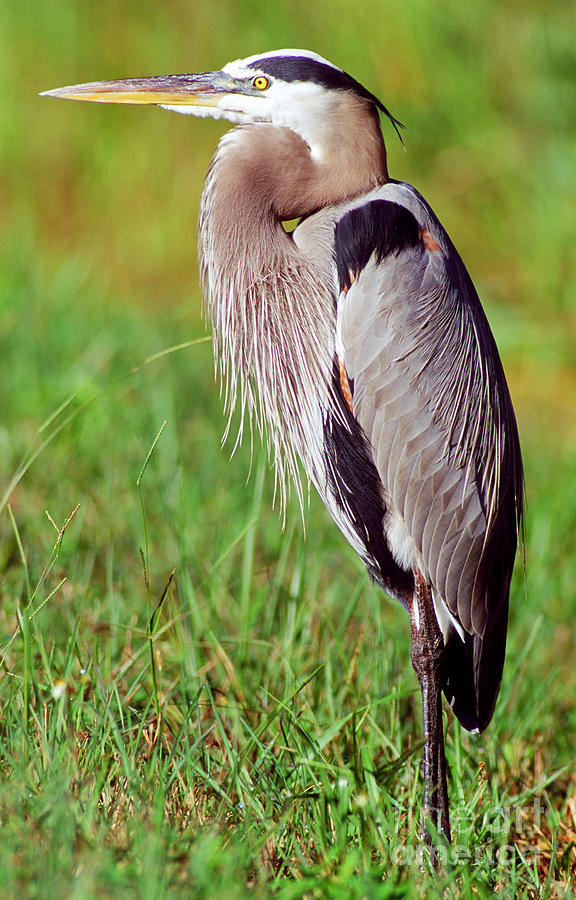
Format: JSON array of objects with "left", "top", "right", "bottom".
[{"left": 252, "top": 76, "right": 270, "bottom": 91}]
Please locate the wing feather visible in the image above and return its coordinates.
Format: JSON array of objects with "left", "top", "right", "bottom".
[{"left": 334, "top": 183, "right": 523, "bottom": 730}]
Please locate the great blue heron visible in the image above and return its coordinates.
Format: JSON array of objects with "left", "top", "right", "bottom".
[{"left": 43, "top": 49, "right": 523, "bottom": 844}]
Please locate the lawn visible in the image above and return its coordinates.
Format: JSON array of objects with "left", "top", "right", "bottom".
[{"left": 1, "top": 1, "right": 575, "bottom": 896}]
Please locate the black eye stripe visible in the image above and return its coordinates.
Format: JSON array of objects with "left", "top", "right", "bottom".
[
  {"left": 245, "top": 55, "right": 403, "bottom": 137},
  {"left": 248, "top": 57, "right": 361, "bottom": 94}
]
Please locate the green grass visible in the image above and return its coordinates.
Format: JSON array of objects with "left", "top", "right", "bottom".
[
  {"left": 2, "top": 282, "right": 574, "bottom": 899},
  {"left": 1, "top": 0, "right": 576, "bottom": 896}
]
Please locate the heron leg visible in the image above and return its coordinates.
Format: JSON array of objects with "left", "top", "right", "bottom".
[{"left": 410, "top": 570, "right": 451, "bottom": 849}]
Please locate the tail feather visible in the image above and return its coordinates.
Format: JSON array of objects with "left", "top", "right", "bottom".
[{"left": 442, "top": 595, "right": 508, "bottom": 733}]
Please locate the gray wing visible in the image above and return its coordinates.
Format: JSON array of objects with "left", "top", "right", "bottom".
[{"left": 334, "top": 183, "right": 523, "bottom": 730}]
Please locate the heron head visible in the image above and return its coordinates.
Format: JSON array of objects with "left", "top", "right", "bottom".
[{"left": 42, "top": 49, "right": 402, "bottom": 144}]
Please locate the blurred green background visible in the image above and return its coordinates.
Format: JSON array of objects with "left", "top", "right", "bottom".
[
  {"left": 1, "top": 0, "right": 576, "bottom": 894},
  {"left": 3, "top": 0, "right": 575, "bottom": 618},
  {"left": 3, "top": 0, "right": 576, "bottom": 445}
]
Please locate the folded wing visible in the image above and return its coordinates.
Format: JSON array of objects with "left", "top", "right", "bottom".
[{"left": 333, "top": 183, "right": 523, "bottom": 731}]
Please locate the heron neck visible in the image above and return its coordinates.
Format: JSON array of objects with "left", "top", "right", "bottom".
[
  {"left": 200, "top": 118, "right": 374, "bottom": 505},
  {"left": 210, "top": 95, "right": 387, "bottom": 215}
]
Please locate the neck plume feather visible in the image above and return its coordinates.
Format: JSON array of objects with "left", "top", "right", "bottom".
[{"left": 199, "top": 115, "right": 387, "bottom": 508}]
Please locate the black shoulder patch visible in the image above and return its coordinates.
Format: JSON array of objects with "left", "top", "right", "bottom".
[{"left": 335, "top": 200, "right": 421, "bottom": 293}]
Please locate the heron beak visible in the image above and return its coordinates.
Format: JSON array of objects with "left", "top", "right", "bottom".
[{"left": 40, "top": 72, "right": 234, "bottom": 108}]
